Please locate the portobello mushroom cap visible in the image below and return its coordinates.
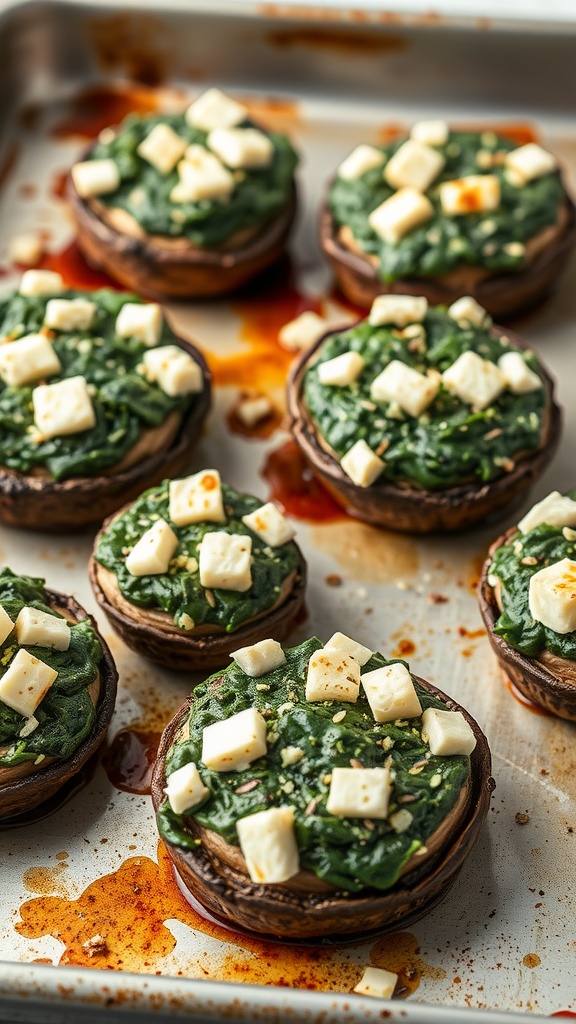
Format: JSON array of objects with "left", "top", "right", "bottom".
[
  {"left": 479, "top": 527, "right": 576, "bottom": 720},
  {"left": 287, "top": 324, "right": 562, "bottom": 534},
  {"left": 151, "top": 675, "right": 493, "bottom": 940},
  {"left": 0, "top": 337, "right": 211, "bottom": 533},
  {"left": 0, "top": 589, "right": 118, "bottom": 820}
]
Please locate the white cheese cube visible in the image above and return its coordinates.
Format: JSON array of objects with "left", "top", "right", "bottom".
[
  {"left": 169, "top": 469, "right": 225, "bottom": 526},
  {"left": 369, "top": 294, "right": 428, "bottom": 328},
  {"left": 442, "top": 350, "right": 505, "bottom": 410},
  {"left": 170, "top": 146, "right": 235, "bottom": 203},
  {"left": 354, "top": 966, "right": 398, "bottom": 1000},
  {"left": 370, "top": 360, "right": 439, "bottom": 418},
  {"left": 337, "top": 144, "right": 385, "bottom": 181},
  {"left": 340, "top": 439, "right": 385, "bottom": 488},
  {"left": 384, "top": 140, "right": 445, "bottom": 192},
  {"left": 410, "top": 119, "right": 449, "bottom": 147},
  {"left": 0, "top": 334, "right": 61, "bottom": 387},
  {"left": 326, "top": 766, "right": 392, "bottom": 818},
  {"left": 71, "top": 159, "right": 120, "bottom": 198},
  {"left": 136, "top": 123, "right": 187, "bottom": 175},
  {"left": 125, "top": 518, "right": 179, "bottom": 577},
  {"left": 115, "top": 302, "right": 162, "bottom": 347},
  {"left": 361, "top": 662, "right": 422, "bottom": 723},
  {"left": 529, "top": 558, "right": 576, "bottom": 634},
  {"left": 33, "top": 375, "right": 96, "bottom": 440},
  {"left": 44, "top": 298, "right": 96, "bottom": 332},
  {"left": 518, "top": 491, "right": 576, "bottom": 534},
  {"left": 231, "top": 638, "right": 286, "bottom": 677},
  {"left": 325, "top": 632, "right": 373, "bottom": 667},
  {"left": 8, "top": 232, "right": 43, "bottom": 266},
  {"left": 305, "top": 647, "right": 360, "bottom": 703},
  {"left": 0, "top": 605, "right": 14, "bottom": 646},
  {"left": 15, "top": 607, "right": 70, "bottom": 651},
  {"left": 369, "top": 187, "right": 434, "bottom": 244},
  {"left": 439, "top": 175, "right": 500, "bottom": 216},
  {"left": 242, "top": 502, "right": 295, "bottom": 547},
  {"left": 447, "top": 295, "right": 490, "bottom": 328},
  {"left": 421, "top": 707, "right": 476, "bottom": 756},
  {"left": 201, "top": 707, "right": 267, "bottom": 772},
  {"left": 0, "top": 649, "right": 57, "bottom": 718},
  {"left": 142, "top": 345, "right": 203, "bottom": 397},
  {"left": 208, "top": 127, "right": 273, "bottom": 170},
  {"left": 505, "top": 143, "right": 557, "bottom": 184},
  {"left": 498, "top": 351, "right": 542, "bottom": 395},
  {"left": 198, "top": 532, "right": 252, "bottom": 592},
  {"left": 278, "top": 311, "right": 327, "bottom": 352},
  {"left": 19, "top": 270, "right": 64, "bottom": 297},
  {"left": 164, "top": 761, "right": 210, "bottom": 815},
  {"left": 185, "top": 88, "right": 247, "bottom": 132},
  {"left": 317, "top": 351, "right": 365, "bottom": 387},
  {"left": 237, "top": 806, "right": 300, "bottom": 884},
  {"left": 236, "top": 395, "right": 273, "bottom": 428}
]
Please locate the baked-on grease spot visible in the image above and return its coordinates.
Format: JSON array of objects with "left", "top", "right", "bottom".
[
  {"left": 311, "top": 519, "right": 419, "bottom": 583},
  {"left": 23, "top": 862, "right": 70, "bottom": 898},
  {"left": 522, "top": 953, "right": 541, "bottom": 968},
  {"left": 369, "top": 931, "right": 446, "bottom": 998},
  {"left": 263, "top": 440, "right": 345, "bottom": 522}
]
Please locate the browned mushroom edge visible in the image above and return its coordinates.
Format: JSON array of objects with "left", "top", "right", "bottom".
[
  {"left": 150, "top": 676, "right": 493, "bottom": 940},
  {"left": 479, "top": 528, "right": 576, "bottom": 720},
  {"left": 319, "top": 196, "right": 576, "bottom": 321},
  {"left": 0, "top": 337, "right": 211, "bottom": 533},
  {"left": 0, "top": 589, "right": 118, "bottom": 820},
  {"left": 286, "top": 324, "right": 562, "bottom": 535}
]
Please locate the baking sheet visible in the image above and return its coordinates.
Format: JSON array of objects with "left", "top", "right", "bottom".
[{"left": 0, "top": 1, "right": 575, "bottom": 1020}]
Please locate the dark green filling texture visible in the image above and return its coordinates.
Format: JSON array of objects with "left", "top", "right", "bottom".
[
  {"left": 95, "top": 481, "right": 300, "bottom": 633},
  {"left": 90, "top": 112, "right": 298, "bottom": 246},
  {"left": 158, "top": 637, "right": 470, "bottom": 893},
  {"left": 491, "top": 496, "right": 576, "bottom": 659},
  {"left": 329, "top": 130, "right": 565, "bottom": 282},
  {"left": 0, "top": 568, "right": 102, "bottom": 765},
  {"left": 0, "top": 288, "right": 196, "bottom": 481},
  {"left": 303, "top": 308, "right": 546, "bottom": 490}
]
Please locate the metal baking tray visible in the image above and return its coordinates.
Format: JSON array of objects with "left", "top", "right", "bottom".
[{"left": 0, "top": 1, "right": 575, "bottom": 1021}]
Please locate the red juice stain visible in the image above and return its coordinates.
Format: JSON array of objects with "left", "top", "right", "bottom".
[
  {"left": 503, "top": 675, "right": 551, "bottom": 717},
  {"left": 51, "top": 84, "right": 159, "bottom": 140},
  {"left": 262, "top": 440, "right": 346, "bottom": 523},
  {"left": 551, "top": 1014, "right": 576, "bottom": 1019},
  {"left": 101, "top": 727, "right": 162, "bottom": 795},
  {"left": 39, "top": 241, "right": 124, "bottom": 292}
]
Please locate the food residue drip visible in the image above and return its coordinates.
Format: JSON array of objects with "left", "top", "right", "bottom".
[
  {"left": 262, "top": 440, "right": 345, "bottom": 522},
  {"left": 101, "top": 727, "right": 162, "bottom": 795},
  {"left": 502, "top": 674, "right": 552, "bottom": 717}
]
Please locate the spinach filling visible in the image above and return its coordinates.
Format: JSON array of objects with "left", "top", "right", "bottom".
[
  {"left": 0, "top": 569, "right": 102, "bottom": 766},
  {"left": 90, "top": 112, "right": 298, "bottom": 246},
  {"left": 329, "top": 130, "right": 565, "bottom": 282},
  {"left": 158, "top": 637, "right": 470, "bottom": 893},
  {"left": 95, "top": 481, "right": 300, "bottom": 633},
  {"left": 303, "top": 308, "right": 546, "bottom": 490},
  {"left": 0, "top": 288, "right": 196, "bottom": 482}
]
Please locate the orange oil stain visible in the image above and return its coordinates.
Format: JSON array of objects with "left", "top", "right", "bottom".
[
  {"left": 23, "top": 862, "right": 69, "bottom": 898},
  {"left": 310, "top": 519, "right": 419, "bottom": 584},
  {"left": 469, "top": 553, "right": 487, "bottom": 595},
  {"left": 39, "top": 241, "right": 123, "bottom": 292},
  {"left": 262, "top": 439, "right": 346, "bottom": 522},
  {"left": 503, "top": 675, "right": 551, "bottom": 717},
  {"left": 51, "top": 84, "right": 159, "bottom": 140},
  {"left": 457, "top": 627, "right": 486, "bottom": 640},
  {"left": 369, "top": 931, "right": 446, "bottom": 997},
  {"left": 523, "top": 953, "right": 541, "bottom": 968},
  {"left": 101, "top": 727, "right": 162, "bottom": 795},
  {"left": 392, "top": 638, "right": 416, "bottom": 658}
]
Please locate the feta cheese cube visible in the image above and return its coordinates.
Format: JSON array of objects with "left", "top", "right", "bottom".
[
  {"left": 325, "top": 632, "right": 373, "bottom": 667},
  {"left": 505, "top": 143, "right": 557, "bottom": 185},
  {"left": 361, "top": 662, "right": 422, "bottom": 723},
  {"left": 498, "top": 351, "right": 542, "bottom": 394},
  {"left": 318, "top": 351, "right": 365, "bottom": 387},
  {"left": 384, "top": 139, "right": 445, "bottom": 192},
  {"left": 15, "top": 607, "right": 70, "bottom": 651},
  {"left": 410, "top": 119, "right": 449, "bottom": 147},
  {"left": 370, "top": 360, "right": 439, "bottom": 417},
  {"left": 369, "top": 294, "right": 428, "bottom": 328},
  {"left": 442, "top": 350, "right": 505, "bottom": 410},
  {"left": 142, "top": 345, "right": 203, "bottom": 397},
  {"left": 326, "top": 766, "right": 392, "bottom": 818},
  {"left": 305, "top": 647, "right": 360, "bottom": 703},
  {"left": 439, "top": 175, "right": 500, "bottom": 215},
  {"left": 201, "top": 707, "right": 267, "bottom": 772},
  {"left": 0, "top": 334, "right": 61, "bottom": 387},
  {"left": 518, "top": 491, "right": 576, "bottom": 534},
  {"left": 337, "top": 144, "right": 385, "bottom": 181},
  {"left": 354, "top": 966, "right": 398, "bottom": 1000},
  {"left": 529, "top": 558, "right": 576, "bottom": 634},
  {"left": 8, "top": 232, "right": 43, "bottom": 267},
  {"left": 278, "top": 311, "right": 327, "bottom": 352},
  {"left": 236, "top": 395, "right": 273, "bottom": 428},
  {"left": 447, "top": 295, "right": 490, "bottom": 327},
  {"left": 125, "top": 518, "right": 179, "bottom": 577},
  {"left": 136, "top": 123, "right": 187, "bottom": 174},
  {"left": 369, "top": 187, "right": 434, "bottom": 244},
  {"left": 44, "top": 298, "right": 96, "bottom": 332},
  {"left": 71, "top": 158, "right": 120, "bottom": 198},
  {"left": 115, "top": 302, "right": 163, "bottom": 347},
  {"left": 0, "top": 605, "right": 14, "bottom": 646},
  {"left": 170, "top": 146, "right": 235, "bottom": 203},
  {"left": 242, "top": 502, "right": 295, "bottom": 547},
  {"left": 421, "top": 707, "right": 476, "bottom": 756},
  {"left": 0, "top": 649, "right": 57, "bottom": 718},
  {"left": 33, "top": 375, "right": 96, "bottom": 439},
  {"left": 169, "top": 470, "right": 225, "bottom": 526},
  {"left": 19, "top": 270, "right": 64, "bottom": 297},
  {"left": 340, "top": 439, "right": 385, "bottom": 488},
  {"left": 198, "top": 532, "right": 252, "bottom": 592},
  {"left": 185, "top": 88, "right": 247, "bottom": 132},
  {"left": 231, "top": 638, "right": 286, "bottom": 677},
  {"left": 164, "top": 761, "right": 210, "bottom": 815},
  {"left": 208, "top": 127, "right": 273, "bottom": 169},
  {"left": 237, "top": 806, "right": 300, "bottom": 884}
]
